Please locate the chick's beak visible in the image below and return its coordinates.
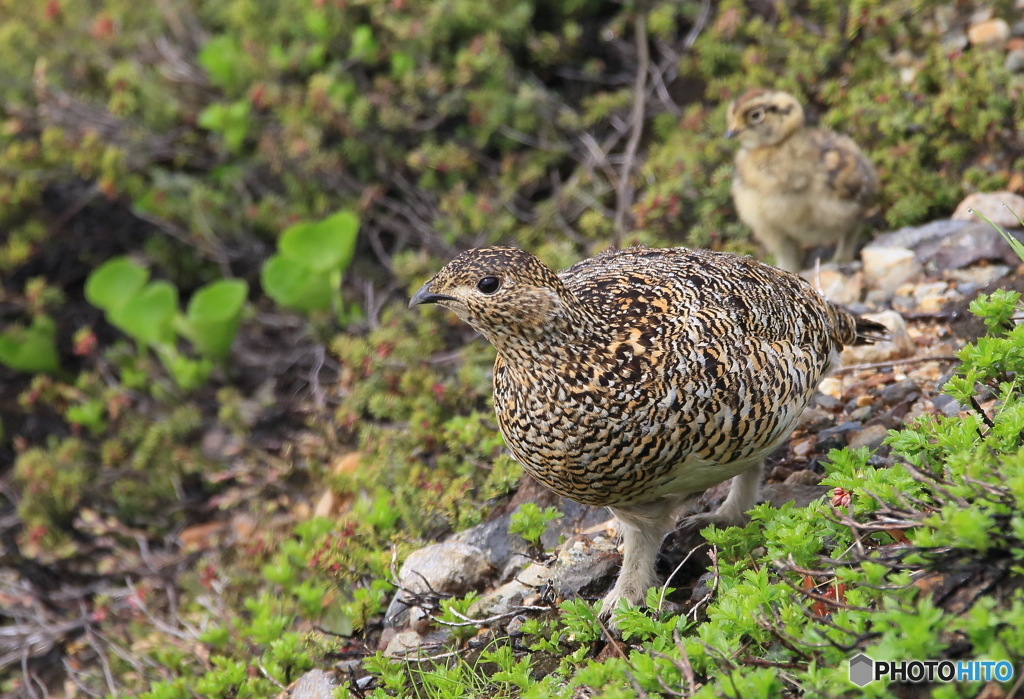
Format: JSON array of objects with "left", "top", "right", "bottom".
[
  {"left": 724, "top": 128, "right": 739, "bottom": 139},
  {"left": 409, "top": 280, "right": 455, "bottom": 309}
]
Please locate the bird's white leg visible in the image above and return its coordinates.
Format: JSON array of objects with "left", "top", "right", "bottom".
[
  {"left": 704, "top": 461, "right": 764, "bottom": 527},
  {"left": 600, "top": 505, "right": 677, "bottom": 620}
]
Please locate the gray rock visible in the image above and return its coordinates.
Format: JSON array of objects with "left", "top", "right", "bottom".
[
  {"left": 816, "top": 422, "right": 861, "bottom": 452},
  {"left": 550, "top": 537, "right": 620, "bottom": 599},
  {"left": 849, "top": 405, "right": 874, "bottom": 422},
  {"left": 784, "top": 469, "right": 822, "bottom": 486},
  {"left": 941, "top": 31, "right": 969, "bottom": 51},
  {"left": 929, "top": 225, "right": 1021, "bottom": 272},
  {"left": 506, "top": 614, "right": 527, "bottom": 637},
  {"left": 861, "top": 246, "right": 922, "bottom": 294},
  {"left": 945, "top": 265, "right": 1012, "bottom": 288},
  {"left": 880, "top": 378, "right": 919, "bottom": 406},
  {"left": 797, "top": 407, "right": 835, "bottom": 432},
  {"left": 383, "top": 629, "right": 451, "bottom": 659},
  {"left": 932, "top": 393, "right": 965, "bottom": 417},
  {"left": 1012, "top": 20, "right": 1024, "bottom": 36},
  {"left": 869, "top": 219, "right": 972, "bottom": 252},
  {"left": 957, "top": 281, "right": 980, "bottom": 297},
  {"left": 450, "top": 488, "right": 607, "bottom": 584},
  {"left": 846, "top": 424, "right": 890, "bottom": 451},
  {"left": 867, "top": 218, "right": 1021, "bottom": 270},
  {"left": 291, "top": 670, "right": 336, "bottom": 699},
  {"left": 812, "top": 393, "right": 842, "bottom": 411},
  {"left": 469, "top": 535, "right": 619, "bottom": 618},
  {"left": 1004, "top": 48, "right": 1024, "bottom": 73},
  {"left": 816, "top": 421, "right": 862, "bottom": 441},
  {"left": 384, "top": 541, "right": 494, "bottom": 629},
  {"left": 451, "top": 512, "right": 527, "bottom": 581}
]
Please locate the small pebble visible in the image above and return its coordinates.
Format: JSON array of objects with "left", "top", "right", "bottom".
[
  {"left": 785, "top": 469, "right": 822, "bottom": 486},
  {"left": 798, "top": 407, "right": 836, "bottom": 431},
  {"left": 847, "top": 424, "right": 890, "bottom": 451},
  {"left": 1006, "top": 49, "right": 1024, "bottom": 73},
  {"left": 932, "top": 394, "right": 965, "bottom": 417},
  {"left": 816, "top": 421, "right": 862, "bottom": 451},
  {"left": 849, "top": 406, "right": 874, "bottom": 422},
  {"left": 880, "top": 378, "right": 919, "bottom": 406},
  {"left": 812, "top": 393, "right": 843, "bottom": 411}
]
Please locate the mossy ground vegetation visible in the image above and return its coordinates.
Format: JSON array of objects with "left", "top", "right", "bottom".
[{"left": 1, "top": 0, "right": 1024, "bottom": 696}]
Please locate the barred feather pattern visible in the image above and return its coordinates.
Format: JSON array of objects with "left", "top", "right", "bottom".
[{"left": 412, "top": 244, "right": 884, "bottom": 617}]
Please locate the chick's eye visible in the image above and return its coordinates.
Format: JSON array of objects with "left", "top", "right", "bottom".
[
  {"left": 748, "top": 108, "right": 764, "bottom": 123},
  {"left": 477, "top": 276, "right": 501, "bottom": 294}
]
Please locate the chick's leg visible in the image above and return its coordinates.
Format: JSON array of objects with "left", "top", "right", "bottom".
[
  {"left": 831, "top": 226, "right": 861, "bottom": 264},
  {"left": 757, "top": 228, "right": 805, "bottom": 273}
]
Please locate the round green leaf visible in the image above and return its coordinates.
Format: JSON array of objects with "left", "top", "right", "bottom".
[
  {"left": 85, "top": 257, "right": 149, "bottom": 313},
  {"left": 278, "top": 210, "right": 359, "bottom": 273},
  {"left": 111, "top": 281, "right": 179, "bottom": 346},
  {"left": 0, "top": 316, "right": 59, "bottom": 374},
  {"left": 182, "top": 279, "right": 249, "bottom": 360},
  {"left": 261, "top": 254, "right": 333, "bottom": 311},
  {"left": 187, "top": 279, "right": 248, "bottom": 323}
]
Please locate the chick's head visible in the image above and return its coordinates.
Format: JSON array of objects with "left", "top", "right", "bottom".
[{"left": 725, "top": 89, "right": 805, "bottom": 149}]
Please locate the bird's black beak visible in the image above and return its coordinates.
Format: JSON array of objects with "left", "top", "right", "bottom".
[
  {"left": 724, "top": 129, "right": 739, "bottom": 139},
  {"left": 409, "top": 281, "right": 455, "bottom": 309}
]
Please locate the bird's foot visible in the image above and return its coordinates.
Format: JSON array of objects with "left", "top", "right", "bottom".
[
  {"left": 598, "top": 577, "right": 653, "bottom": 629},
  {"left": 676, "top": 509, "right": 750, "bottom": 536}
]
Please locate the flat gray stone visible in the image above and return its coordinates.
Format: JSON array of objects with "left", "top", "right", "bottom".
[
  {"left": 880, "top": 378, "right": 919, "bottom": 406},
  {"left": 291, "top": 670, "right": 335, "bottom": 699},
  {"left": 384, "top": 541, "right": 494, "bottom": 629},
  {"left": 866, "top": 218, "right": 1022, "bottom": 272},
  {"left": 847, "top": 424, "right": 890, "bottom": 451}
]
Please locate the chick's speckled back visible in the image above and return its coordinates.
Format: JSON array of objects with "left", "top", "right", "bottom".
[{"left": 492, "top": 246, "right": 856, "bottom": 507}]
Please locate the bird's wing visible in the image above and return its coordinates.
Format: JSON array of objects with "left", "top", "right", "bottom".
[{"left": 811, "top": 129, "right": 879, "bottom": 205}]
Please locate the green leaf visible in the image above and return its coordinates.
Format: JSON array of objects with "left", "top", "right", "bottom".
[
  {"left": 349, "top": 25, "right": 378, "bottom": 62},
  {"left": 84, "top": 257, "right": 149, "bottom": 314},
  {"left": 180, "top": 279, "right": 248, "bottom": 360},
  {"left": 198, "top": 35, "right": 243, "bottom": 90},
  {"left": 278, "top": 210, "right": 360, "bottom": 273},
  {"left": 969, "top": 206, "right": 1024, "bottom": 264},
  {"left": 260, "top": 254, "right": 333, "bottom": 311},
  {"left": 197, "top": 101, "right": 250, "bottom": 153},
  {"left": 0, "top": 315, "right": 60, "bottom": 373},
  {"left": 110, "top": 281, "right": 179, "bottom": 346}
]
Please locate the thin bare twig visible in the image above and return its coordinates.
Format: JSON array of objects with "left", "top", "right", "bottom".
[
  {"left": 688, "top": 545, "right": 719, "bottom": 620},
  {"left": 683, "top": 0, "right": 713, "bottom": 49},
  {"left": 659, "top": 543, "right": 707, "bottom": 613},
  {"left": 833, "top": 355, "right": 959, "bottom": 375},
  {"left": 613, "top": 11, "right": 649, "bottom": 248}
]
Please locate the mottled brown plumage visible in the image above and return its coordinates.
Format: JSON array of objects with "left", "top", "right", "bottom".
[
  {"left": 410, "top": 245, "right": 883, "bottom": 620},
  {"left": 726, "top": 89, "right": 879, "bottom": 272}
]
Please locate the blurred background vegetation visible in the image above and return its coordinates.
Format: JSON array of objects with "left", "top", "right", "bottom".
[{"left": 2, "top": 0, "right": 1024, "bottom": 695}]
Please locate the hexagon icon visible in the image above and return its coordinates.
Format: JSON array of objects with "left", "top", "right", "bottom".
[{"left": 849, "top": 654, "right": 874, "bottom": 687}]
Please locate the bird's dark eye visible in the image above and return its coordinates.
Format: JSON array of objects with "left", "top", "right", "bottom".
[
  {"left": 476, "top": 276, "right": 501, "bottom": 294},
  {"left": 748, "top": 108, "right": 764, "bottom": 123}
]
